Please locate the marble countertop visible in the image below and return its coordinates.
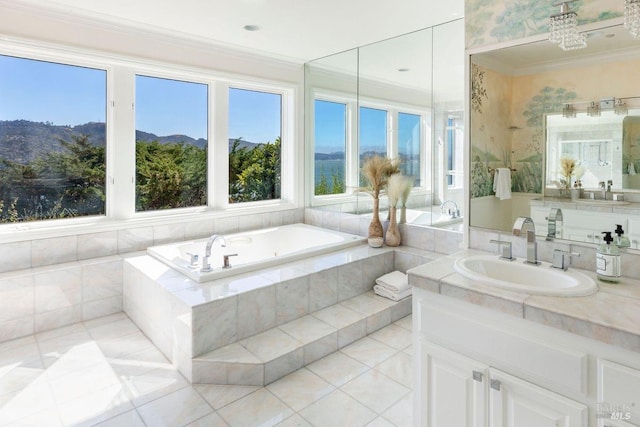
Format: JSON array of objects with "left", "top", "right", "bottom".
[
  {"left": 408, "top": 249, "right": 640, "bottom": 353},
  {"left": 529, "top": 196, "right": 640, "bottom": 213}
]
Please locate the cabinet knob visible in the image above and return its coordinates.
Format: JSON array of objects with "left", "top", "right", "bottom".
[
  {"left": 472, "top": 371, "right": 483, "bottom": 382},
  {"left": 490, "top": 379, "right": 501, "bottom": 391}
]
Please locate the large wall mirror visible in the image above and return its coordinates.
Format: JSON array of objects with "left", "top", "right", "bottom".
[
  {"left": 305, "top": 19, "right": 464, "bottom": 231},
  {"left": 470, "top": 22, "right": 640, "bottom": 247}
]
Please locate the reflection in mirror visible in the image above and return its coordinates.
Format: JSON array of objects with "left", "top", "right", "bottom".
[
  {"left": 305, "top": 19, "right": 464, "bottom": 231},
  {"left": 470, "top": 23, "right": 640, "bottom": 242}
]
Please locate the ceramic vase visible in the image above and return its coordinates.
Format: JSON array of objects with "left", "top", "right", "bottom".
[
  {"left": 385, "top": 206, "right": 401, "bottom": 247},
  {"left": 368, "top": 197, "right": 384, "bottom": 247}
]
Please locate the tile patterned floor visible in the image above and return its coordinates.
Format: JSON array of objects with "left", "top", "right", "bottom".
[{"left": 0, "top": 312, "right": 413, "bottom": 426}]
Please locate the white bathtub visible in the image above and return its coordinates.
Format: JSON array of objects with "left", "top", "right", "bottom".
[{"left": 147, "top": 223, "right": 366, "bottom": 282}]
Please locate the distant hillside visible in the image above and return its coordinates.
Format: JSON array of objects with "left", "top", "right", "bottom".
[
  {"left": 0, "top": 120, "right": 261, "bottom": 164},
  {"left": 315, "top": 152, "right": 345, "bottom": 161}
]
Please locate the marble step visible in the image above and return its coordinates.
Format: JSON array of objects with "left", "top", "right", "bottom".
[{"left": 191, "top": 290, "right": 411, "bottom": 385}]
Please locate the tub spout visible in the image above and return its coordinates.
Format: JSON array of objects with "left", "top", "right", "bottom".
[{"left": 202, "top": 234, "right": 226, "bottom": 272}]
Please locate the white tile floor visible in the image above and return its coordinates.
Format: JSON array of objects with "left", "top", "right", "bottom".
[{"left": 0, "top": 312, "right": 413, "bottom": 427}]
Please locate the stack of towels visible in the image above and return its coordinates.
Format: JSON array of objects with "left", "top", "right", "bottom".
[{"left": 374, "top": 271, "right": 412, "bottom": 301}]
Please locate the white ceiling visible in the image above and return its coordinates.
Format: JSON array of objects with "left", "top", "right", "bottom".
[{"left": 9, "top": 0, "right": 464, "bottom": 63}]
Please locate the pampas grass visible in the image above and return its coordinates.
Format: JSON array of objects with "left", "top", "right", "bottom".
[
  {"left": 560, "top": 157, "right": 576, "bottom": 187},
  {"left": 361, "top": 155, "right": 400, "bottom": 199},
  {"left": 387, "top": 174, "right": 414, "bottom": 208}
]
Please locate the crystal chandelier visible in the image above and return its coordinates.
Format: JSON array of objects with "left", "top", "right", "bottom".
[
  {"left": 549, "top": 2, "right": 587, "bottom": 50},
  {"left": 625, "top": 0, "right": 640, "bottom": 38}
]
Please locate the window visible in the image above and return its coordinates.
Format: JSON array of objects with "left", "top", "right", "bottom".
[
  {"left": 446, "top": 115, "right": 463, "bottom": 188},
  {"left": 0, "top": 55, "right": 106, "bottom": 223},
  {"left": 135, "top": 75, "right": 208, "bottom": 211},
  {"left": 359, "top": 106, "right": 388, "bottom": 185},
  {"left": 398, "top": 112, "right": 421, "bottom": 187},
  {"left": 228, "top": 87, "right": 282, "bottom": 203},
  {"left": 314, "top": 100, "right": 346, "bottom": 195}
]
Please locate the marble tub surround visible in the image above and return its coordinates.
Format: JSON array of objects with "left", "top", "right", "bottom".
[
  {"left": 124, "top": 243, "right": 437, "bottom": 384},
  {"left": 409, "top": 249, "right": 640, "bottom": 352}
]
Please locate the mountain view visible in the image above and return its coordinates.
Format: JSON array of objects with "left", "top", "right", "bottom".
[{"left": 0, "top": 120, "right": 263, "bottom": 164}]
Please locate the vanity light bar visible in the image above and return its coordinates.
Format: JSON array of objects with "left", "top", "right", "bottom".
[{"left": 562, "top": 97, "right": 634, "bottom": 117}]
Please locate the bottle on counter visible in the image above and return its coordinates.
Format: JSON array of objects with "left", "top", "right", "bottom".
[
  {"left": 596, "top": 231, "right": 621, "bottom": 283},
  {"left": 614, "top": 224, "right": 631, "bottom": 248}
]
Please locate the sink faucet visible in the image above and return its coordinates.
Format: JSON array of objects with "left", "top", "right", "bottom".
[
  {"left": 513, "top": 217, "right": 539, "bottom": 265},
  {"left": 440, "top": 200, "right": 460, "bottom": 218},
  {"left": 489, "top": 239, "right": 513, "bottom": 261},
  {"left": 202, "top": 234, "right": 226, "bottom": 272}
]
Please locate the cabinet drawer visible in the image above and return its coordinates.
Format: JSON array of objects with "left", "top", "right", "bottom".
[{"left": 597, "top": 359, "right": 640, "bottom": 426}]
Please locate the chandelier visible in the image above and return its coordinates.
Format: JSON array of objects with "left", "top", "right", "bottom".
[
  {"left": 549, "top": 2, "right": 587, "bottom": 50},
  {"left": 625, "top": 0, "right": 640, "bottom": 38}
]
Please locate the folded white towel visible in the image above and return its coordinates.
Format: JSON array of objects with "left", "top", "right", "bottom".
[
  {"left": 374, "top": 284, "right": 412, "bottom": 301},
  {"left": 629, "top": 162, "right": 636, "bottom": 175},
  {"left": 375, "top": 271, "right": 410, "bottom": 293},
  {"left": 493, "top": 168, "right": 512, "bottom": 200}
]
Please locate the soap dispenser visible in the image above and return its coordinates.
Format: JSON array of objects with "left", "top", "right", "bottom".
[
  {"left": 596, "top": 231, "right": 621, "bottom": 283},
  {"left": 614, "top": 224, "right": 631, "bottom": 248}
]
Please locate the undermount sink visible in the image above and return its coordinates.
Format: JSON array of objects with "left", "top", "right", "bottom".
[{"left": 453, "top": 255, "right": 598, "bottom": 297}]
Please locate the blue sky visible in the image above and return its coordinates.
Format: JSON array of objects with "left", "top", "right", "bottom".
[{"left": 0, "top": 55, "right": 281, "bottom": 143}]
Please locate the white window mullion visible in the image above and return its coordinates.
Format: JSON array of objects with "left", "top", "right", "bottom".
[
  {"left": 346, "top": 100, "right": 359, "bottom": 193},
  {"left": 211, "top": 81, "right": 229, "bottom": 210},
  {"left": 109, "top": 67, "right": 136, "bottom": 219}
]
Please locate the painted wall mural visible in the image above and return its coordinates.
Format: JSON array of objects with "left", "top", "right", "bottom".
[{"left": 465, "top": 0, "right": 622, "bottom": 49}]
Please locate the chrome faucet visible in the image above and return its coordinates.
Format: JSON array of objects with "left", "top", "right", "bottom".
[
  {"left": 202, "top": 234, "right": 226, "bottom": 272},
  {"left": 489, "top": 239, "right": 513, "bottom": 261},
  {"left": 545, "top": 208, "right": 563, "bottom": 239},
  {"left": 440, "top": 200, "right": 460, "bottom": 219},
  {"left": 513, "top": 217, "right": 539, "bottom": 265}
]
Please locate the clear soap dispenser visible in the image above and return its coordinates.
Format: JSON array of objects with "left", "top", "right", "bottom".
[
  {"left": 596, "top": 231, "right": 621, "bottom": 282},
  {"left": 614, "top": 224, "right": 631, "bottom": 248}
]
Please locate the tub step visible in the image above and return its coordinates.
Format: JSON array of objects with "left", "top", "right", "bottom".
[{"left": 191, "top": 291, "right": 411, "bottom": 385}]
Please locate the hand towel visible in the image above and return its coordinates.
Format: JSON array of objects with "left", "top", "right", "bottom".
[
  {"left": 629, "top": 162, "right": 637, "bottom": 175},
  {"left": 493, "top": 168, "right": 512, "bottom": 200},
  {"left": 374, "top": 284, "right": 412, "bottom": 301},
  {"left": 375, "top": 271, "right": 410, "bottom": 293}
]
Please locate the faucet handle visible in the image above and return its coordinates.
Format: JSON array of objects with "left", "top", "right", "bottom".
[
  {"left": 552, "top": 249, "right": 580, "bottom": 270},
  {"left": 489, "top": 239, "right": 513, "bottom": 261},
  {"left": 223, "top": 253, "right": 238, "bottom": 269},
  {"left": 186, "top": 252, "right": 199, "bottom": 266}
]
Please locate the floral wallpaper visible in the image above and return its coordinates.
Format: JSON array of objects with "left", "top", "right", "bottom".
[{"left": 466, "top": 0, "right": 622, "bottom": 49}]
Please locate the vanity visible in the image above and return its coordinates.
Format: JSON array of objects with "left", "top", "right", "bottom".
[{"left": 410, "top": 250, "right": 640, "bottom": 427}]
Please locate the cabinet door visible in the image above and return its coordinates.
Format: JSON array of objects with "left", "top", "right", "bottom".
[
  {"left": 418, "top": 341, "right": 487, "bottom": 427},
  {"left": 489, "top": 369, "right": 587, "bottom": 427}
]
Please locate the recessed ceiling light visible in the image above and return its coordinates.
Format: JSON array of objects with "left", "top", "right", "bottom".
[
  {"left": 243, "top": 25, "right": 260, "bottom": 31},
  {"left": 398, "top": 68, "right": 410, "bottom": 72}
]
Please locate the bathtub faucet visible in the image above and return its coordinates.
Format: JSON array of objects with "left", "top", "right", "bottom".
[
  {"left": 202, "top": 234, "right": 226, "bottom": 272},
  {"left": 440, "top": 200, "right": 460, "bottom": 218}
]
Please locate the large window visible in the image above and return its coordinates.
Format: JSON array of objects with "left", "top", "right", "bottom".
[
  {"left": 135, "top": 75, "right": 208, "bottom": 212},
  {"left": 228, "top": 87, "right": 282, "bottom": 203},
  {"left": 359, "top": 107, "right": 388, "bottom": 186},
  {"left": 398, "top": 112, "right": 421, "bottom": 187},
  {"left": 314, "top": 100, "right": 346, "bottom": 195},
  {"left": 0, "top": 55, "right": 106, "bottom": 223}
]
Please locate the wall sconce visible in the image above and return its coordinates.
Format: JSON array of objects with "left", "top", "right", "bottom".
[
  {"left": 549, "top": 1, "right": 587, "bottom": 50},
  {"left": 614, "top": 98, "right": 629, "bottom": 115},
  {"left": 562, "top": 103, "right": 577, "bottom": 118},
  {"left": 625, "top": 0, "right": 640, "bottom": 38},
  {"left": 587, "top": 101, "right": 601, "bottom": 117}
]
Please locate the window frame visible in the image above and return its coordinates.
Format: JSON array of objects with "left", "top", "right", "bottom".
[{"left": 0, "top": 39, "right": 298, "bottom": 240}]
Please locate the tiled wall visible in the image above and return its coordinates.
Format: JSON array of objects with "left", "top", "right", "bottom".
[{"left": 0, "top": 208, "right": 304, "bottom": 343}]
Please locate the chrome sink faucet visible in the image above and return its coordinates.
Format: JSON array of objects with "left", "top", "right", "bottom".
[
  {"left": 513, "top": 217, "right": 539, "bottom": 265},
  {"left": 489, "top": 239, "right": 513, "bottom": 261},
  {"left": 440, "top": 200, "right": 460, "bottom": 218},
  {"left": 202, "top": 234, "right": 226, "bottom": 272}
]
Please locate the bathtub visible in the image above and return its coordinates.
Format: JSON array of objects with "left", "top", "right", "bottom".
[
  {"left": 362, "top": 207, "right": 463, "bottom": 227},
  {"left": 147, "top": 223, "right": 366, "bottom": 282}
]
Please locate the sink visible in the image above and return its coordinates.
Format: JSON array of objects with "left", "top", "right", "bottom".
[{"left": 453, "top": 255, "right": 597, "bottom": 296}]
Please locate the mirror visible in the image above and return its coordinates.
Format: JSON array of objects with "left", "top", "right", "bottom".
[
  {"left": 470, "top": 23, "right": 640, "bottom": 239},
  {"left": 305, "top": 19, "right": 464, "bottom": 231},
  {"left": 546, "top": 109, "right": 640, "bottom": 190}
]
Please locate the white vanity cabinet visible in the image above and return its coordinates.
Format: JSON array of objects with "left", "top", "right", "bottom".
[{"left": 414, "top": 288, "right": 640, "bottom": 427}]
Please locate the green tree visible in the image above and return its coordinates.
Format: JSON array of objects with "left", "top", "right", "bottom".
[{"left": 229, "top": 138, "right": 281, "bottom": 203}]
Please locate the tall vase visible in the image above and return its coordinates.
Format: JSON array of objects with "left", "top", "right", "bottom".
[
  {"left": 385, "top": 206, "right": 401, "bottom": 247},
  {"left": 368, "top": 197, "right": 384, "bottom": 247}
]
